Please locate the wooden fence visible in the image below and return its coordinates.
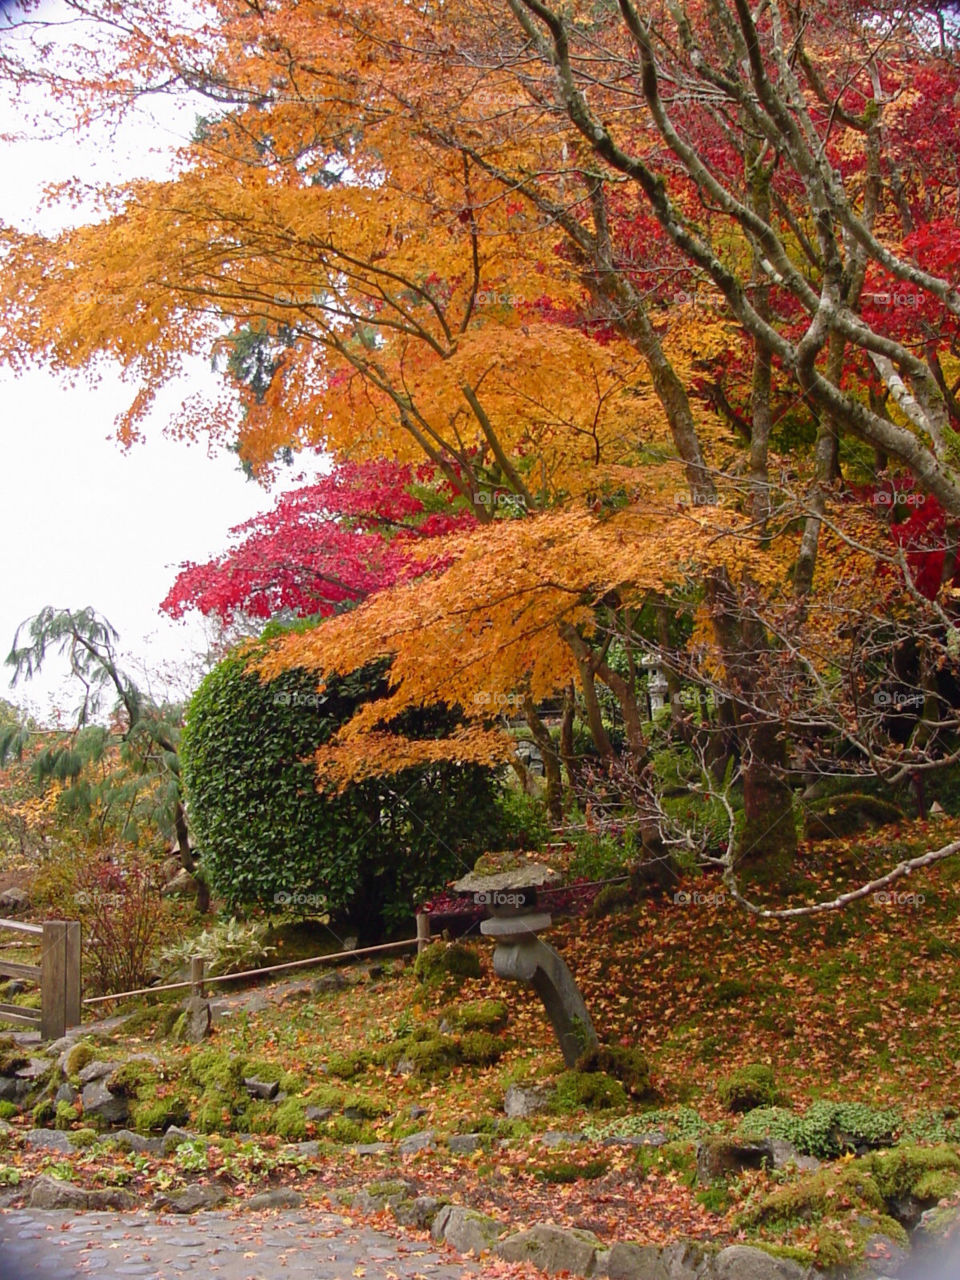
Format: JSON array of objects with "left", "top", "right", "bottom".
[{"left": 0, "top": 918, "right": 81, "bottom": 1041}]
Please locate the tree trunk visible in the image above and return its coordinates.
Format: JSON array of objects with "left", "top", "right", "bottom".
[{"left": 523, "top": 698, "right": 563, "bottom": 823}]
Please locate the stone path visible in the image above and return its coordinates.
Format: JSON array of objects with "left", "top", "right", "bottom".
[{"left": 0, "top": 1207, "right": 478, "bottom": 1280}]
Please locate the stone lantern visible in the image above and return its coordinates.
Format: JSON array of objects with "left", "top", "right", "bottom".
[
  {"left": 453, "top": 855, "right": 598, "bottom": 1067},
  {"left": 641, "top": 653, "right": 669, "bottom": 715}
]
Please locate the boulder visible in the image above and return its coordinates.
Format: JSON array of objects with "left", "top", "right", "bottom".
[
  {"left": 178, "top": 997, "right": 212, "bottom": 1043},
  {"left": 913, "top": 1201, "right": 960, "bottom": 1253},
  {"left": 156, "top": 1183, "right": 228, "bottom": 1213},
  {"left": 247, "top": 1188, "right": 303, "bottom": 1210},
  {"left": 353, "top": 1179, "right": 417, "bottom": 1214},
  {"left": 399, "top": 1129, "right": 435, "bottom": 1156},
  {"left": 77, "top": 1059, "right": 119, "bottom": 1085},
  {"left": 448, "top": 1133, "right": 484, "bottom": 1154},
  {"left": 504, "top": 1083, "right": 554, "bottom": 1118},
  {"left": 80, "top": 1078, "right": 129, "bottom": 1125},
  {"left": 29, "top": 1174, "right": 137, "bottom": 1211},
  {"left": 54, "top": 1083, "right": 78, "bottom": 1105},
  {"left": 860, "top": 1233, "right": 910, "bottom": 1276},
  {"left": 604, "top": 1241, "right": 711, "bottom": 1280},
  {"left": 496, "top": 1224, "right": 603, "bottom": 1276},
  {"left": 712, "top": 1245, "right": 810, "bottom": 1280},
  {"left": 161, "top": 1125, "right": 199, "bottom": 1156},
  {"left": 107, "top": 1129, "right": 163, "bottom": 1156},
  {"left": 431, "top": 1204, "right": 504, "bottom": 1254},
  {"left": 348, "top": 1142, "right": 392, "bottom": 1156},
  {"left": 394, "top": 1195, "right": 447, "bottom": 1229},
  {"left": 541, "top": 1130, "right": 587, "bottom": 1147},
  {"left": 696, "top": 1137, "right": 777, "bottom": 1184},
  {"left": 23, "top": 1129, "right": 73, "bottom": 1154},
  {"left": 306, "top": 1105, "right": 333, "bottom": 1122},
  {"left": 244, "top": 1077, "right": 280, "bottom": 1101},
  {"left": 0, "top": 887, "right": 29, "bottom": 912},
  {"left": 313, "top": 970, "right": 349, "bottom": 994}
]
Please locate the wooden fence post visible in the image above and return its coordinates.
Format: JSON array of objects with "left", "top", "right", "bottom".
[
  {"left": 40, "top": 920, "right": 81, "bottom": 1041},
  {"left": 190, "top": 956, "right": 205, "bottom": 998},
  {"left": 416, "top": 913, "right": 431, "bottom": 954}
]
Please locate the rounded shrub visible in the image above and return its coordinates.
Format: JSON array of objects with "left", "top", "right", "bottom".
[{"left": 181, "top": 639, "right": 509, "bottom": 936}]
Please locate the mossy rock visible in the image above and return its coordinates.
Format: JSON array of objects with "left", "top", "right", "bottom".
[
  {"left": 107, "top": 1060, "right": 160, "bottom": 1099},
  {"left": 717, "top": 1065, "right": 779, "bottom": 1113},
  {"left": 326, "top": 1115, "right": 376, "bottom": 1144},
  {"left": 737, "top": 1160, "right": 888, "bottom": 1228},
  {"left": 64, "top": 1041, "right": 99, "bottom": 1078},
  {"left": 68, "top": 1128, "right": 100, "bottom": 1149},
  {"left": 589, "top": 884, "right": 635, "bottom": 918},
  {"left": 413, "top": 941, "right": 481, "bottom": 988},
  {"left": 129, "top": 1092, "right": 190, "bottom": 1133},
  {"left": 325, "top": 1049, "right": 372, "bottom": 1080},
  {"left": 241, "top": 1058, "right": 304, "bottom": 1094},
  {"left": 804, "top": 792, "right": 904, "bottom": 841},
  {"left": 343, "top": 1091, "right": 391, "bottom": 1120},
  {"left": 274, "top": 1098, "right": 308, "bottom": 1141},
  {"left": 576, "top": 1045, "right": 652, "bottom": 1100},
  {"left": 554, "top": 1070, "right": 627, "bottom": 1112},
  {"left": 54, "top": 1101, "right": 81, "bottom": 1130},
  {"left": 394, "top": 1035, "right": 462, "bottom": 1076},
  {"left": 458, "top": 1031, "right": 505, "bottom": 1067},
  {"left": 866, "top": 1143, "right": 960, "bottom": 1202},
  {"left": 0, "top": 1036, "right": 31, "bottom": 1076},
  {"left": 32, "top": 1099, "right": 56, "bottom": 1127},
  {"left": 186, "top": 1049, "right": 244, "bottom": 1093},
  {"left": 442, "top": 1000, "right": 509, "bottom": 1033},
  {"left": 472, "top": 851, "right": 528, "bottom": 876},
  {"left": 0, "top": 1101, "right": 18, "bottom": 1121}
]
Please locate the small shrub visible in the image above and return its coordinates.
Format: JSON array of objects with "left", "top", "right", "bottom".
[
  {"left": 159, "top": 917, "right": 275, "bottom": 978},
  {"left": 738, "top": 1101, "right": 900, "bottom": 1159},
  {"left": 68, "top": 1128, "right": 99, "bottom": 1148},
  {"left": 0, "top": 1101, "right": 18, "bottom": 1121},
  {"left": 554, "top": 1070, "right": 627, "bottom": 1112},
  {"left": 717, "top": 1064, "right": 779, "bottom": 1113},
  {"left": 54, "top": 1101, "right": 80, "bottom": 1130},
  {"left": 32, "top": 1099, "right": 56, "bottom": 1127}
]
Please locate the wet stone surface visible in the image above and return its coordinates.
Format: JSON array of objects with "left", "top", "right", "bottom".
[{"left": 0, "top": 1206, "right": 481, "bottom": 1280}]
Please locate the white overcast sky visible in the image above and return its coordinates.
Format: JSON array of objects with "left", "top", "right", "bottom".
[{"left": 0, "top": 2, "right": 322, "bottom": 722}]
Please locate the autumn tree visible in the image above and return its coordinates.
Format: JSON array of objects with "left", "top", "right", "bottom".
[{"left": 3, "top": 1, "right": 960, "bottom": 896}]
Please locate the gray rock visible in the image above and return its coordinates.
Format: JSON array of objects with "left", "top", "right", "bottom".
[
  {"left": 431, "top": 1204, "right": 504, "bottom": 1254},
  {"left": 768, "top": 1139, "right": 821, "bottom": 1173},
  {"left": 696, "top": 1137, "right": 776, "bottom": 1185},
  {"left": 161, "top": 1126, "right": 199, "bottom": 1156},
  {"left": 603, "top": 1132, "right": 668, "bottom": 1149},
  {"left": 246, "top": 1188, "right": 303, "bottom": 1210},
  {"left": 78, "top": 1059, "right": 119, "bottom": 1085},
  {"left": 353, "top": 1179, "right": 417, "bottom": 1214},
  {"left": 306, "top": 1106, "right": 333, "bottom": 1122},
  {"left": 859, "top": 1233, "right": 910, "bottom": 1276},
  {"left": 29, "top": 1174, "right": 138, "bottom": 1211},
  {"left": 155, "top": 1183, "right": 228, "bottom": 1213},
  {"left": 0, "top": 1077, "right": 19, "bottom": 1102},
  {"left": 178, "top": 997, "right": 211, "bottom": 1043},
  {"left": 394, "top": 1194, "right": 447, "bottom": 1229},
  {"left": 349, "top": 1141, "right": 393, "bottom": 1155},
  {"left": 243, "top": 1077, "right": 279, "bottom": 1101},
  {"left": 448, "top": 1133, "right": 484, "bottom": 1154},
  {"left": 0, "top": 887, "right": 29, "bottom": 912},
  {"left": 313, "top": 971, "right": 349, "bottom": 993},
  {"left": 4, "top": 981, "right": 26, "bottom": 996},
  {"left": 496, "top": 1224, "right": 603, "bottom": 1276},
  {"left": 409, "top": 1104, "right": 429, "bottom": 1119},
  {"left": 288, "top": 1140, "right": 322, "bottom": 1158},
  {"left": 54, "top": 1083, "right": 78, "bottom": 1105},
  {"left": 81, "top": 1078, "right": 128, "bottom": 1125},
  {"left": 16, "top": 1058, "right": 52, "bottom": 1082},
  {"left": 104, "top": 1129, "right": 163, "bottom": 1155},
  {"left": 914, "top": 1201, "right": 960, "bottom": 1252},
  {"left": 23, "top": 1129, "right": 73, "bottom": 1154},
  {"left": 504, "top": 1083, "right": 554, "bottom": 1118},
  {"left": 713, "top": 1245, "right": 809, "bottom": 1280},
  {"left": 541, "top": 1130, "right": 587, "bottom": 1147},
  {"left": 605, "top": 1241, "right": 710, "bottom": 1280},
  {"left": 399, "top": 1129, "right": 435, "bottom": 1156}
]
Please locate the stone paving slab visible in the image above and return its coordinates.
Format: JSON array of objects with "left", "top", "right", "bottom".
[{"left": 0, "top": 1207, "right": 480, "bottom": 1280}]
